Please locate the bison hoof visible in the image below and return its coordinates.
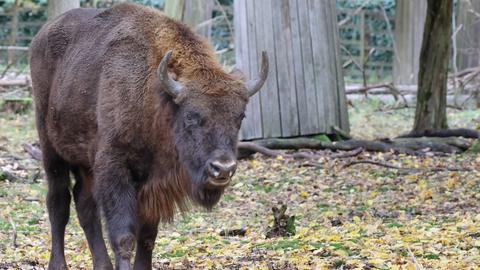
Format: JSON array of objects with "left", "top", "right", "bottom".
[{"left": 48, "top": 256, "right": 68, "bottom": 270}]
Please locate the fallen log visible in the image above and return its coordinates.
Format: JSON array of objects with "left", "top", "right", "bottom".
[
  {"left": 390, "top": 137, "right": 472, "bottom": 152},
  {"left": 0, "top": 78, "right": 30, "bottom": 87},
  {"left": 23, "top": 135, "right": 473, "bottom": 163},
  {"left": 238, "top": 136, "right": 473, "bottom": 159},
  {"left": 345, "top": 84, "right": 417, "bottom": 95},
  {"left": 398, "top": 128, "right": 479, "bottom": 139},
  {"left": 342, "top": 159, "right": 472, "bottom": 174},
  {"left": 237, "top": 142, "right": 363, "bottom": 160}
]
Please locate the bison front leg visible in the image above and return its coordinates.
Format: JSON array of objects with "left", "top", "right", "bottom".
[
  {"left": 94, "top": 148, "right": 138, "bottom": 270},
  {"left": 72, "top": 168, "right": 113, "bottom": 270},
  {"left": 133, "top": 220, "right": 159, "bottom": 270}
]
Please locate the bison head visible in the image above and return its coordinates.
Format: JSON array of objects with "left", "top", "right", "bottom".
[{"left": 157, "top": 50, "right": 269, "bottom": 208}]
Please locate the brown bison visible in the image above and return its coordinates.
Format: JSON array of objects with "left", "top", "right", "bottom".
[{"left": 29, "top": 3, "right": 268, "bottom": 270}]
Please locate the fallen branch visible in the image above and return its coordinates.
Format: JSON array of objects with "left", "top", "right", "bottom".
[
  {"left": 342, "top": 160, "right": 403, "bottom": 170},
  {"left": 238, "top": 135, "right": 475, "bottom": 159},
  {"left": 22, "top": 143, "right": 42, "bottom": 161},
  {"left": 398, "top": 128, "right": 479, "bottom": 139},
  {"left": 20, "top": 136, "right": 473, "bottom": 163},
  {"left": 247, "top": 138, "right": 421, "bottom": 155},
  {"left": 8, "top": 216, "right": 17, "bottom": 248},
  {"left": 345, "top": 84, "right": 417, "bottom": 95},
  {"left": 343, "top": 159, "right": 472, "bottom": 173},
  {"left": 219, "top": 228, "right": 247, "bottom": 237},
  {"left": 391, "top": 137, "right": 472, "bottom": 152},
  {"left": 0, "top": 78, "right": 30, "bottom": 87},
  {"left": 0, "top": 46, "right": 29, "bottom": 51},
  {"left": 329, "top": 147, "right": 364, "bottom": 158},
  {"left": 407, "top": 246, "right": 424, "bottom": 270},
  {"left": 237, "top": 142, "right": 363, "bottom": 160},
  {"left": 0, "top": 170, "right": 21, "bottom": 182}
]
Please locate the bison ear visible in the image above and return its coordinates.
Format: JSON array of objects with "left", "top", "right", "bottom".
[
  {"left": 157, "top": 50, "right": 184, "bottom": 98},
  {"left": 245, "top": 51, "right": 269, "bottom": 97}
]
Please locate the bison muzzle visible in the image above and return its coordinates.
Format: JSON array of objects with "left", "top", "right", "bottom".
[{"left": 29, "top": 3, "right": 268, "bottom": 270}]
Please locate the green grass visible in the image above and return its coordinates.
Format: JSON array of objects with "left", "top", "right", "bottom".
[
  {"left": 0, "top": 109, "right": 37, "bottom": 150},
  {"left": 349, "top": 97, "right": 480, "bottom": 139}
]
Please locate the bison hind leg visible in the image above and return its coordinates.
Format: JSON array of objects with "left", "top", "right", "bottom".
[
  {"left": 41, "top": 142, "right": 71, "bottom": 270},
  {"left": 72, "top": 167, "right": 113, "bottom": 270}
]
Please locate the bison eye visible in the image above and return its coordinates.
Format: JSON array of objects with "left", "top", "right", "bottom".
[
  {"left": 185, "top": 112, "right": 201, "bottom": 127},
  {"left": 235, "top": 113, "right": 246, "bottom": 128}
]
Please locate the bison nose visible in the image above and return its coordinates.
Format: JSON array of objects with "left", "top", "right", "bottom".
[{"left": 207, "top": 160, "right": 237, "bottom": 187}]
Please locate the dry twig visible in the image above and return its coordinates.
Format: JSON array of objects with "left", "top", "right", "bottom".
[
  {"left": 8, "top": 216, "right": 17, "bottom": 248},
  {"left": 342, "top": 159, "right": 472, "bottom": 173}
]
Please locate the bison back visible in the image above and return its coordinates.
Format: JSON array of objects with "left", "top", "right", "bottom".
[{"left": 30, "top": 4, "right": 155, "bottom": 167}]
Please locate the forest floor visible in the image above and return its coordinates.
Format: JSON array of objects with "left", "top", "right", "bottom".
[{"left": 0, "top": 98, "right": 479, "bottom": 269}]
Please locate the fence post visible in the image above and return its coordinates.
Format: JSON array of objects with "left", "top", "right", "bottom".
[
  {"left": 8, "top": 0, "right": 19, "bottom": 65},
  {"left": 359, "top": 10, "right": 365, "bottom": 69}
]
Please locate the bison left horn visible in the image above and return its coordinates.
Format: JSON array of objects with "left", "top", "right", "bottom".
[
  {"left": 245, "top": 51, "right": 269, "bottom": 97},
  {"left": 157, "top": 50, "right": 184, "bottom": 98}
]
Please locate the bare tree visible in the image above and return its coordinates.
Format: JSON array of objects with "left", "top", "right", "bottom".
[{"left": 412, "top": 0, "right": 453, "bottom": 132}]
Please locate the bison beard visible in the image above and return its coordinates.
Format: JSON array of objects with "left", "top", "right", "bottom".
[{"left": 29, "top": 2, "right": 268, "bottom": 270}]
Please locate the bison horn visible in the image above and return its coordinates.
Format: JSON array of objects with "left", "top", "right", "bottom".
[
  {"left": 157, "top": 50, "right": 184, "bottom": 98},
  {"left": 245, "top": 51, "right": 269, "bottom": 97}
]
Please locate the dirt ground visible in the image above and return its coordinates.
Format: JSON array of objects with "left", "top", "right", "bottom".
[{"left": 0, "top": 99, "right": 479, "bottom": 269}]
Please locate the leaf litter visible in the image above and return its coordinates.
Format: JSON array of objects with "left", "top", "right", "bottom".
[
  {"left": 1, "top": 101, "right": 480, "bottom": 269},
  {"left": 1, "top": 150, "right": 479, "bottom": 269}
]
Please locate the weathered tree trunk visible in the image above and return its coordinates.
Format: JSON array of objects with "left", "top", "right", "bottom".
[
  {"left": 164, "top": 0, "right": 214, "bottom": 37},
  {"left": 48, "top": 0, "right": 80, "bottom": 19},
  {"left": 457, "top": 0, "right": 480, "bottom": 70},
  {"left": 393, "top": 0, "right": 427, "bottom": 85},
  {"left": 412, "top": 0, "right": 453, "bottom": 133}
]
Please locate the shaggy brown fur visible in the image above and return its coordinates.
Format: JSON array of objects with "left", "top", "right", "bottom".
[{"left": 30, "top": 3, "right": 256, "bottom": 269}]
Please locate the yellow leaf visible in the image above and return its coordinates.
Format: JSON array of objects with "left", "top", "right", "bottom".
[
  {"left": 446, "top": 177, "right": 458, "bottom": 189},
  {"left": 300, "top": 191, "right": 309, "bottom": 198},
  {"left": 419, "top": 188, "right": 433, "bottom": 200},
  {"left": 368, "top": 258, "right": 385, "bottom": 267},
  {"left": 404, "top": 262, "right": 416, "bottom": 270}
]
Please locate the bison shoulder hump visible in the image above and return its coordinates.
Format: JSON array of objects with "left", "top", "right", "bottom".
[{"left": 46, "top": 24, "right": 71, "bottom": 59}]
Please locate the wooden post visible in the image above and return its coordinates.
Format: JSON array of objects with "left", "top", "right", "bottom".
[
  {"left": 47, "top": 0, "right": 80, "bottom": 19},
  {"left": 8, "top": 0, "right": 19, "bottom": 65},
  {"left": 393, "top": 0, "right": 427, "bottom": 85},
  {"left": 234, "top": 0, "right": 349, "bottom": 140},
  {"left": 164, "top": 0, "right": 214, "bottom": 37},
  {"left": 359, "top": 10, "right": 365, "bottom": 70}
]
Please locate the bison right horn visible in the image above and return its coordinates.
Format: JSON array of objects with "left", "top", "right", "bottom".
[
  {"left": 157, "top": 50, "right": 184, "bottom": 98},
  {"left": 245, "top": 51, "right": 269, "bottom": 97}
]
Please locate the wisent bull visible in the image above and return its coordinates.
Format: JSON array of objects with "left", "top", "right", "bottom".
[{"left": 29, "top": 3, "right": 268, "bottom": 269}]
